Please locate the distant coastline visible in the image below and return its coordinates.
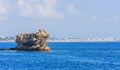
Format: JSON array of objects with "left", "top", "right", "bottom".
[
  {"left": 0, "top": 36, "right": 120, "bottom": 42},
  {"left": 0, "top": 40, "right": 120, "bottom": 42},
  {"left": 47, "top": 40, "right": 120, "bottom": 42},
  {"left": 47, "top": 38, "right": 120, "bottom": 42},
  {"left": 0, "top": 40, "right": 15, "bottom": 43}
]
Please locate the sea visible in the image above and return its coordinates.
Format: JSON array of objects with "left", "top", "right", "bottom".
[{"left": 0, "top": 42, "right": 120, "bottom": 70}]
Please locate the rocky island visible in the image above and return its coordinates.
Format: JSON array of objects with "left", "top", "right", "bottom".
[{"left": 0, "top": 29, "right": 50, "bottom": 51}]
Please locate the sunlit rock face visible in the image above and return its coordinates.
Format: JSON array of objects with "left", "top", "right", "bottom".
[{"left": 15, "top": 29, "right": 50, "bottom": 51}]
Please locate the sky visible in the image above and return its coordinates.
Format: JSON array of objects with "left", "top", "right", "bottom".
[{"left": 0, "top": 0, "right": 120, "bottom": 38}]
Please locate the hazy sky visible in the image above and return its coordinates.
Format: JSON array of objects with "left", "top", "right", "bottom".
[{"left": 0, "top": 0, "right": 120, "bottom": 38}]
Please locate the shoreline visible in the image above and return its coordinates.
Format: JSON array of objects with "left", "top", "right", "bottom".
[
  {"left": 1, "top": 40, "right": 118, "bottom": 42},
  {"left": 48, "top": 41, "right": 120, "bottom": 43}
]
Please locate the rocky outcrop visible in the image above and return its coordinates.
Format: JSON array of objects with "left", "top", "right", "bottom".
[{"left": 15, "top": 29, "right": 50, "bottom": 51}]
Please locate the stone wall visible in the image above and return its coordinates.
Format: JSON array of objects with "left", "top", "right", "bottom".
[{"left": 15, "top": 29, "right": 50, "bottom": 51}]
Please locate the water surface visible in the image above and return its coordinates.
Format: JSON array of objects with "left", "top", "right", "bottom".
[{"left": 0, "top": 42, "right": 120, "bottom": 70}]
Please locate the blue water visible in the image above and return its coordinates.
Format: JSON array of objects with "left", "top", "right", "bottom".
[{"left": 0, "top": 42, "right": 120, "bottom": 70}]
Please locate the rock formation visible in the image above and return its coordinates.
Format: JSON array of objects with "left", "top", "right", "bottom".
[{"left": 15, "top": 29, "right": 50, "bottom": 51}]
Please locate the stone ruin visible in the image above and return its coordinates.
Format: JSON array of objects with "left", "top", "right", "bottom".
[{"left": 15, "top": 29, "right": 50, "bottom": 51}]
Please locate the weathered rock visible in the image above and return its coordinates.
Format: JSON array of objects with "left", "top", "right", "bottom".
[{"left": 15, "top": 29, "right": 50, "bottom": 51}]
